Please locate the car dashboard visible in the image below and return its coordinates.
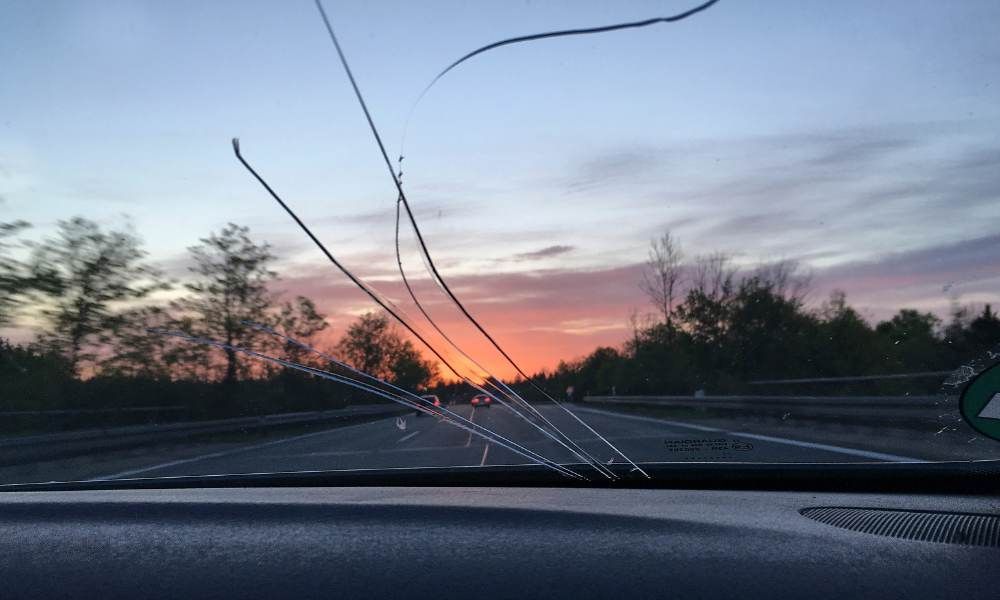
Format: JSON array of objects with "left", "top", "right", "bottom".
[{"left": 1, "top": 484, "right": 998, "bottom": 599}]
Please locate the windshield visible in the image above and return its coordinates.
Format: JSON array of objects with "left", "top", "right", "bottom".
[{"left": 2, "top": 0, "right": 999, "bottom": 486}]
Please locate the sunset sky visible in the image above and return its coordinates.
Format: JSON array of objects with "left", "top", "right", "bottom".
[{"left": 2, "top": 0, "right": 999, "bottom": 378}]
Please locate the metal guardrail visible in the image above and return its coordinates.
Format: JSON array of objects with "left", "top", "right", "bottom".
[
  {"left": 747, "top": 371, "right": 953, "bottom": 384},
  {"left": 584, "top": 394, "right": 943, "bottom": 408},
  {"left": 581, "top": 395, "right": 953, "bottom": 427},
  {"left": 1, "top": 404, "right": 404, "bottom": 448},
  {"left": 0, "top": 404, "right": 408, "bottom": 466},
  {"left": 0, "top": 406, "right": 187, "bottom": 417}
]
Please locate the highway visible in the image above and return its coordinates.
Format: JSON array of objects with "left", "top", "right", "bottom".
[{"left": 83, "top": 401, "right": 925, "bottom": 481}]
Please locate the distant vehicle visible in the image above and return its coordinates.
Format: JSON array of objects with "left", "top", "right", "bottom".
[
  {"left": 470, "top": 394, "right": 493, "bottom": 407},
  {"left": 415, "top": 394, "right": 441, "bottom": 417}
]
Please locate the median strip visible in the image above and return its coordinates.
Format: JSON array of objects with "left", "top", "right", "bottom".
[{"left": 396, "top": 430, "right": 421, "bottom": 444}]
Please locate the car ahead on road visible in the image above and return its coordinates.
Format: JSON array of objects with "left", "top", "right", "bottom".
[
  {"left": 414, "top": 394, "right": 442, "bottom": 416},
  {"left": 471, "top": 394, "right": 493, "bottom": 407}
]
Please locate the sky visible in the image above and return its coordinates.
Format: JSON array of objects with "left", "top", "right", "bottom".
[{"left": 1, "top": 0, "right": 999, "bottom": 377}]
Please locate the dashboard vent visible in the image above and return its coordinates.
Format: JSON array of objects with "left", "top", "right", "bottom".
[{"left": 801, "top": 507, "right": 1000, "bottom": 547}]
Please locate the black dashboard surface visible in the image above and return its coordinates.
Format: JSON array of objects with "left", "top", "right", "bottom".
[{"left": 1, "top": 486, "right": 998, "bottom": 599}]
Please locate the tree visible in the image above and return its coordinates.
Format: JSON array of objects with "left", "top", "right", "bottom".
[
  {"left": 814, "top": 290, "right": 882, "bottom": 377},
  {"left": 0, "top": 221, "right": 30, "bottom": 325},
  {"left": 336, "top": 311, "right": 436, "bottom": 390},
  {"left": 944, "top": 303, "right": 1000, "bottom": 362},
  {"left": 100, "top": 305, "right": 175, "bottom": 379},
  {"left": 175, "top": 223, "right": 276, "bottom": 384},
  {"left": 336, "top": 312, "right": 397, "bottom": 378},
  {"left": 875, "top": 309, "right": 946, "bottom": 372},
  {"left": 276, "top": 296, "right": 329, "bottom": 367},
  {"left": 676, "top": 252, "right": 737, "bottom": 345},
  {"left": 389, "top": 340, "right": 439, "bottom": 391},
  {"left": 576, "top": 346, "right": 624, "bottom": 396},
  {"left": 639, "top": 231, "right": 684, "bottom": 328},
  {"left": 943, "top": 302, "right": 974, "bottom": 349},
  {"left": 751, "top": 259, "right": 811, "bottom": 304},
  {"left": 877, "top": 309, "right": 939, "bottom": 344},
  {"left": 1, "top": 220, "right": 60, "bottom": 327},
  {"left": 0, "top": 338, "right": 73, "bottom": 411},
  {"left": 724, "top": 271, "right": 817, "bottom": 380},
  {"left": 968, "top": 304, "right": 1000, "bottom": 353},
  {"left": 28, "top": 217, "right": 165, "bottom": 376}
]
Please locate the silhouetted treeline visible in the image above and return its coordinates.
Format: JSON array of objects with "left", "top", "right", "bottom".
[
  {"left": 3, "top": 218, "right": 997, "bottom": 431},
  {"left": 0, "top": 217, "right": 435, "bottom": 431},
  {"left": 0, "top": 337, "right": 343, "bottom": 433},
  {"left": 532, "top": 237, "right": 1000, "bottom": 399}
]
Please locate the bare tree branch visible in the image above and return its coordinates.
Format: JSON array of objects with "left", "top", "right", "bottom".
[
  {"left": 690, "top": 251, "right": 737, "bottom": 300},
  {"left": 639, "top": 231, "right": 684, "bottom": 327}
]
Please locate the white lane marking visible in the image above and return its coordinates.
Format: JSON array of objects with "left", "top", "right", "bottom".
[
  {"left": 479, "top": 443, "right": 490, "bottom": 467},
  {"left": 396, "top": 430, "right": 420, "bottom": 444},
  {"left": 273, "top": 444, "right": 490, "bottom": 458},
  {"left": 572, "top": 408, "right": 723, "bottom": 432},
  {"left": 92, "top": 418, "right": 398, "bottom": 480},
  {"left": 727, "top": 431, "right": 922, "bottom": 462},
  {"left": 573, "top": 406, "right": 924, "bottom": 463},
  {"left": 464, "top": 405, "right": 477, "bottom": 447}
]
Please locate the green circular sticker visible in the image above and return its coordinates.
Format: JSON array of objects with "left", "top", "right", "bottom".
[{"left": 960, "top": 362, "right": 1000, "bottom": 442}]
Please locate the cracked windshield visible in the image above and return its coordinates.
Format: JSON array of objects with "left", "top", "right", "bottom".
[{"left": 2, "top": 0, "right": 1000, "bottom": 485}]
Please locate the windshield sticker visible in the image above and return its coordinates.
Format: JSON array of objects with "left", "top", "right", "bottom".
[
  {"left": 665, "top": 438, "right": 754, "bottom": 460},
  {"left": 959, "top": 361, "right": 1000, "bottom": 442}
]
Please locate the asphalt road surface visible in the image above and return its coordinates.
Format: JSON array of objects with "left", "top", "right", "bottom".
[{"left": 84, "top": 402, "right": 924, "bottom": 481}]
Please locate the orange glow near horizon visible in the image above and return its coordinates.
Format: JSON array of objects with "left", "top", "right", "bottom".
[
  {"left": 292, "top": 263, "right": 648, "bottom": 384},
  {"left": 311, "top": 301, "right": 630, "bottom": 383}
]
